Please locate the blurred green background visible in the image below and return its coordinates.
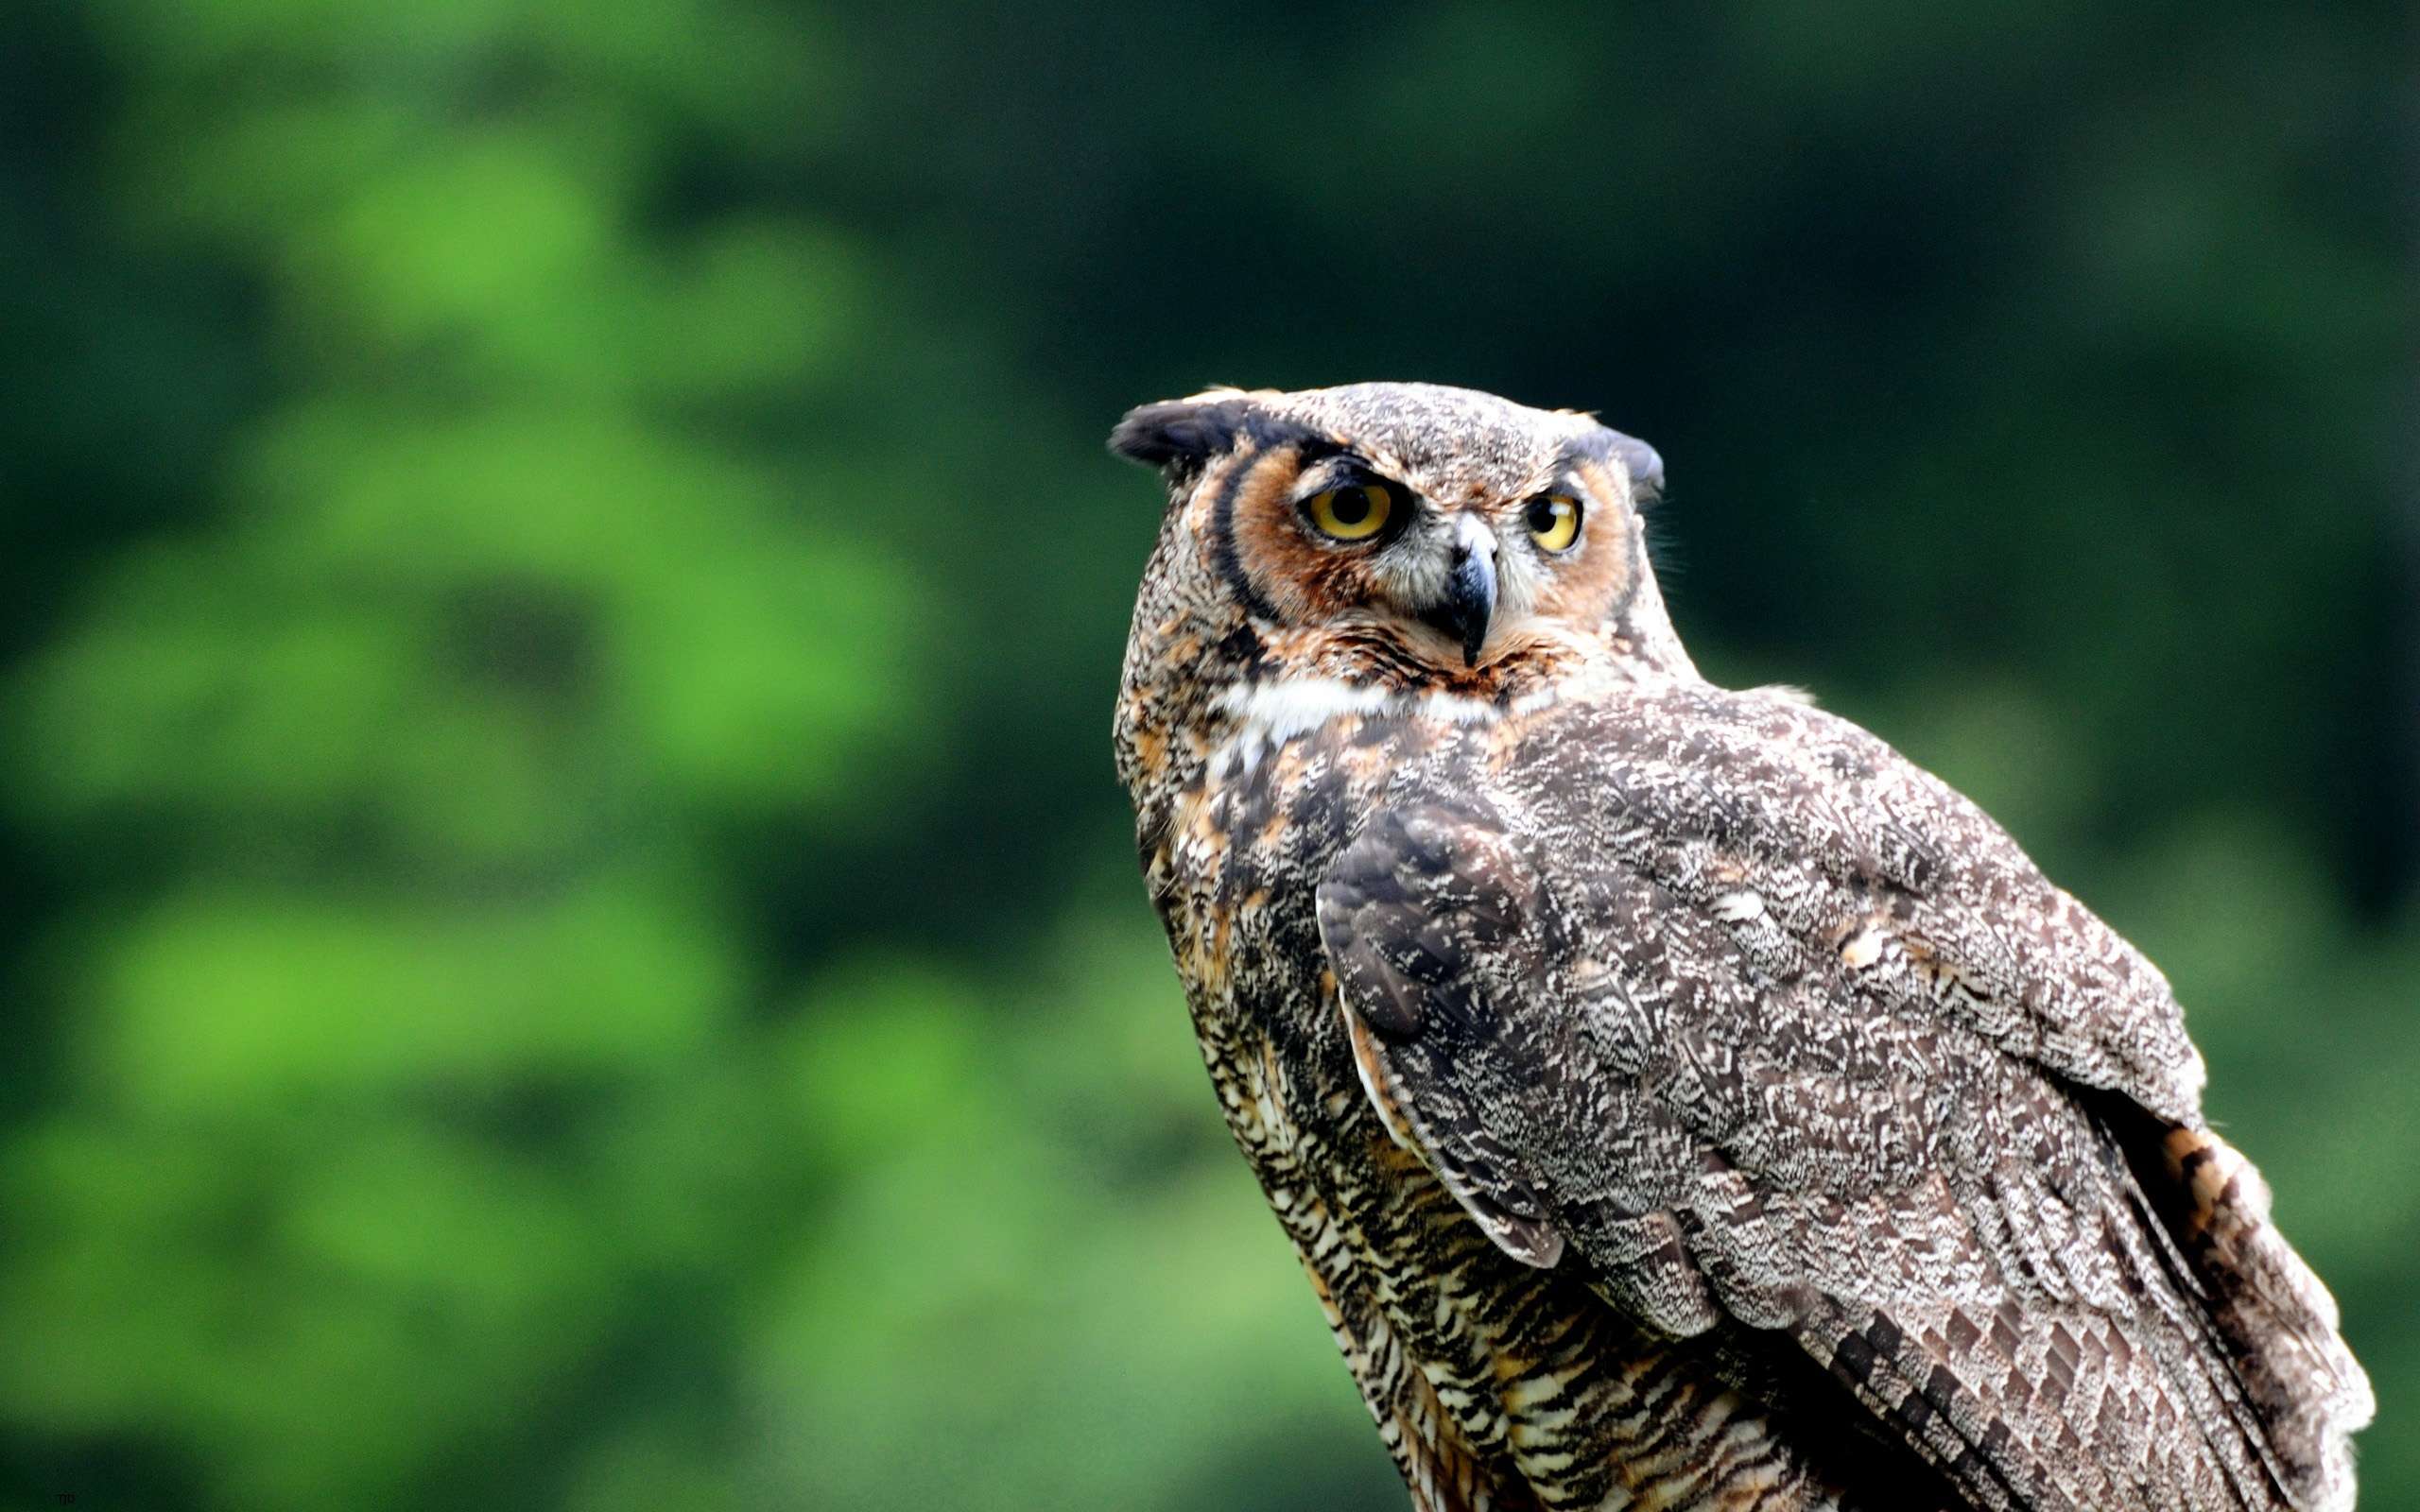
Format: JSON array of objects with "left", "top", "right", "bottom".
[{"left": 2, "top": 4, "right": 2411, "bottom": 1509}]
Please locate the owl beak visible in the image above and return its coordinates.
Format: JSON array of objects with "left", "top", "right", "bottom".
[{"left": 1429, "top": 525, "right": 1498, "bottom": 668}]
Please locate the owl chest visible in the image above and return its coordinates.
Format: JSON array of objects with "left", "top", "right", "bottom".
[
  {"left": 1159, "top": 868, "right": 1347, "bottom": 1170},
  {"left": 1149, "top": 752, "right": 1374, "bottom": 1163},
  {"left": 1156, "top": 760, "right": 1499, "bottom": 1278}
]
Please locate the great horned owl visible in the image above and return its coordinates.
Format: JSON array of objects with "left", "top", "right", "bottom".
[{"left": 1108, "top": 383, "right": 2372, "bottom": 1512}]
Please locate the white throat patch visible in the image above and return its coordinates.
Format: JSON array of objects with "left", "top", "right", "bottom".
[{"left": 1211, "top": 676, "right": 1507, "bottom": 776}]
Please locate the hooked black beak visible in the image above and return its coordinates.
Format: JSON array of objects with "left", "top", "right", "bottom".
[{"left": 1424, "top": 541, "right": 1498, "bottom": 668}]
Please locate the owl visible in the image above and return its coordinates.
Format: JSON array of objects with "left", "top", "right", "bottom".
[{"left": 1108, "top": 383, "right": 2372, "bottom": 1512}]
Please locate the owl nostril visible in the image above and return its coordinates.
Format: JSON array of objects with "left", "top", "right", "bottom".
[{"left": 1452, "top": 514, "right": 1500, "bottom": 565}]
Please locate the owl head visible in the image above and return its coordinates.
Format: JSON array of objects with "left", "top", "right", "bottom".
[{"left": 1111, "top": 383, "right": 1690, "bottom": 713}]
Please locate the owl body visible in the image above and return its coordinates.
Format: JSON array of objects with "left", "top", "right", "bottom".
[{"left": 1111, "top": 384, "right": 2370, "bottom": 1512}]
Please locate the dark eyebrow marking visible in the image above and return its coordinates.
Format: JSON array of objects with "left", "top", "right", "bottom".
[
  {"left": 1210, "top": 452, "right": 1283, "bottom": 625},
  {"left": 1293, "top": 452, "right": 1403, "bottom": 497}
]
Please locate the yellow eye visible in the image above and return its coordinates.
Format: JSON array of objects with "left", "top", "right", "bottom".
[
  {"left": 1305, "top": 483, "right": 1393, "bottom": 541},
  {"left": 1525, "top": 494, "right": 1582, "bottom": 552}
]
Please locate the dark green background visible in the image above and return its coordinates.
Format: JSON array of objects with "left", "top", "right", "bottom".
[{"left": 3, "top": 4, "right": 2410, "bottom": 1508}]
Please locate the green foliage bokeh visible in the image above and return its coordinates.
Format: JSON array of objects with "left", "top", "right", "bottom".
[{"left": 2, "top": 4, "right": 2411, "bottom": 1509}]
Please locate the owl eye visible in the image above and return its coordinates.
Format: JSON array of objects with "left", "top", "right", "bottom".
[
  {"left": 1304, "top": 483, "right": 1394, "bottom": 542},
  {"left": 1525, "top": 494, "right": 1582, "bottom": 552}
]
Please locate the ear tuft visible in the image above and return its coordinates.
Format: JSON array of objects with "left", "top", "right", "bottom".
[
  {"left": 1599, "top": 427, "right": 1665, "bottom": 504},
  {"left": 1109, "top": 399, "right": 1237, "bottom": 472},
  {"left": 1111, "top": 391, "right": 1281, "bottom": 478}
]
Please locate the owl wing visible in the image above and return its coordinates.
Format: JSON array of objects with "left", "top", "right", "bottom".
[{"left": 1313, "top": 686, "right": 2369, "bottom": 1512}]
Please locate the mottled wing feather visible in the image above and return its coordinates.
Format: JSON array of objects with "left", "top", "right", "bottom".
[
  {"left": 1595, "top": 688, "right": 2372, "bottom": 1507},
  {"left": 1321, "top": 810, "right": 1570, "bottom": 1270},
  {"left": 1564, "top": 686, "right": 2208, "bottom": 1125},
  {"left": 1313, "top": 687, "right": 2369, "bottom": 1511}
]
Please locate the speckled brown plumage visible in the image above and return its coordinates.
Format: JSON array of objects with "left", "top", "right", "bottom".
[{"left": 1109, "top": 383, "right": 2371, "bottom": 1511}]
